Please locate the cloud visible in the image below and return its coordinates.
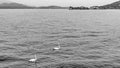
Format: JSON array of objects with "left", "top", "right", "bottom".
[{"left": 0, "top": 0, "right": 12, "bottom": 3}]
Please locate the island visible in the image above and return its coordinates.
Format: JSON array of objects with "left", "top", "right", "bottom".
[{"left": 69, "top": 6, "right": 89, "bottom": 10}]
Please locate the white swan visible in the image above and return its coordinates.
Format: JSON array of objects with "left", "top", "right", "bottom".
[
  {"left": 29, "top": 54, "right": 37, "bottom": 62},
  {"left": 53, "top": 45, "right": 61, "bottom": 50},
  {"left": 53, "top": 42, "right": 61, "bottom": 51}
]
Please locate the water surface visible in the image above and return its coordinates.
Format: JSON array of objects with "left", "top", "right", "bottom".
[{"left": 0, "top": 9, "right": 120, "bottom": 68}]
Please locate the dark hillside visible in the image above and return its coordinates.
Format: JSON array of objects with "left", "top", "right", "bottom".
[
  {"left": 0, "top": 2, "right": 35, "bottom": 9},
  {"left": 99, "top": 1, "right": 120, "bottom": 9}
]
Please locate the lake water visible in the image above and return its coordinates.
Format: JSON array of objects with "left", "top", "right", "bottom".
[{"left": 1, "top": 9, "right": 120, "bottom": 68}]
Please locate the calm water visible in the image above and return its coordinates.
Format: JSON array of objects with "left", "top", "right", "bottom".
[{"left": 1, "top": 9, "right": 120, "bottom": 67}]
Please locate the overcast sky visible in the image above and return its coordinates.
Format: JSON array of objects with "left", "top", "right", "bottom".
[{"left": 6, "top": 0, "right": 120, "bottom": 7}]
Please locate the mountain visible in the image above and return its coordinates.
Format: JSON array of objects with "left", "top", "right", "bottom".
[
  {"left": 0, "top": 0, "right": 67, "bottom": 9},
  {"left": 99, "top": 1, "right": 120, "bottom": 9},
  {"left": 38, "top": 6, "right": 68, "bottom": 9},
  {"left": 0, "top": 0, "right": 35, "bottom": 9},
  {"left": 0, "top": 3, "right": 35, "bottom": 9}
]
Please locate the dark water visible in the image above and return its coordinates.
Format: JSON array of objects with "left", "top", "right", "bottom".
[{"left": 0, "top": 9, "right": 120, "bottom": 68}]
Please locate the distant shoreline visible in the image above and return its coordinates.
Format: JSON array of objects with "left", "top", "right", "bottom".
[{"left": 1, "top": 0, "right": 120, "bottom": 10}]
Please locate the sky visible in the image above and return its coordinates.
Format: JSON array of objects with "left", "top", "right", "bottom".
[{"left": 2, "top": 0, "right": 120, "bottom": 7}]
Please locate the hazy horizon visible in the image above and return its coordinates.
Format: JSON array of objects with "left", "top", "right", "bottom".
[{"left": 0, "top": 0, "right": 119, "bottom": 7}]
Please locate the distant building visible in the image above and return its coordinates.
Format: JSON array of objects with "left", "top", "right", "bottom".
[{"left": 90, "top": 6, "right": 99, "bottom": 9}]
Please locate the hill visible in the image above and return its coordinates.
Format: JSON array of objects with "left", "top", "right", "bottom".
[
  {"left": 99, "top": 1, "right": 120, "bottom": 9},
  {"left": 0, "top": 0, "right": 67, "bottom": 9},
  {"left": 0, "top": 1, "right": 35, "bottom": 9},
  {"left": 38, "top": 6, "right": 68, "bottom": 9}
]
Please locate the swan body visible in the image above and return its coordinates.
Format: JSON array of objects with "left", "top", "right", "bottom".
[
  {"left": 29, "top": 58, "right": 37, "bottom": 62},
  {"left": 53, "top": 46, "right": 61, "bottom": 50}
]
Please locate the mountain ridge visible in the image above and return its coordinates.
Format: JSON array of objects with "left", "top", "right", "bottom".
[
  {"left": 99, "top": 0, "right": 120, "bottom": 9},
  {"left": 0, "top": 2, "right": 67, "bottom": 9},
  {"left": 0, "top": 0, "right": 36, "bottom": 9},
  {"left": 38, "top": 5, "right": 68, "bottom": 9}
]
